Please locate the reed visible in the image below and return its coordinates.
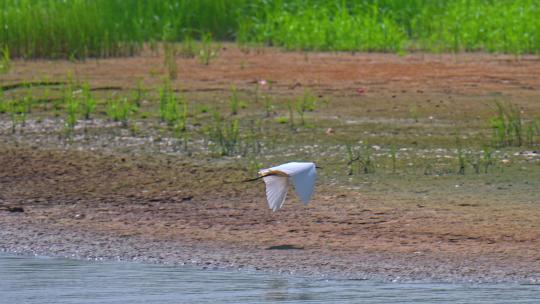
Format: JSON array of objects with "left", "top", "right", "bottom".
[
  {"left": 80, "top": 83, "right": 96, "bottom": 120},
  {"left": 106, "top": 97, "right": 132, "bottom": 127},
  {"left": 0, "top": 47, "right": 10, "bottom": 73},
  {"left": 2, "top": 1, "right": 539, "bottom": 59},
  {"left": 198, "top": 32, "right": 218, "bottom": 65},
  {"left": 490, "top": 101, "right": 524, "bottom": 147}
]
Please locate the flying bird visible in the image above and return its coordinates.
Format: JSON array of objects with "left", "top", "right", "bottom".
[{"left": 246, "top": 162, "right": 318, "bottom": 211}]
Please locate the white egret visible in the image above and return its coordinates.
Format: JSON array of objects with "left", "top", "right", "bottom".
[{"left": 246, "top": 162, "right": 318, "bottom": 211}]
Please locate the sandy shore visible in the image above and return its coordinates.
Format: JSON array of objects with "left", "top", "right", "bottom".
[{"left": 1, "top": 146, "right": 539, "bottom": 283}]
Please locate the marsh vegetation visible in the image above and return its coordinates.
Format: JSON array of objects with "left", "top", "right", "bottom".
[{"left": 1, "top": 0, "right": 539, "bottom": 59}]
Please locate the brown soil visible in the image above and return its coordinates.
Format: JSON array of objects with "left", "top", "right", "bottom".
[
  {"left": 1, "top": 46, "right": 539, "bottom": 282},
  {"left": 1, "top": 146, "right": 539, "bottom": 282},
  {"left": 3, "top": 45, "right": 540, "bottom": 121}
]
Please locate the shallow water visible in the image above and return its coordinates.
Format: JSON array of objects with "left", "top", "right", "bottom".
[{"left": 0, "top": 255, "right": 538, "bottom": 304}]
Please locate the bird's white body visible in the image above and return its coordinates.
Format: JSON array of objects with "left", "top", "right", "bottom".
[{"left": 258, "top": 162, "right": 317, "bottom": 211}]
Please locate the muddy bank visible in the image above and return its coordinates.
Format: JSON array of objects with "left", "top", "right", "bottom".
[{"left": 1, "top": 146, "right": 539, "bottom": 283}]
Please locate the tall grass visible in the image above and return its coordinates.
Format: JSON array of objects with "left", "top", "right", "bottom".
[
  {"left": 0, "top": 46, "right": 10, "bottom": 73},
  {"left": 0, "top": 0, "right": 244, "bottom": 59},
  {"left": 208, "top": 110, "right": 240, "bottom": 156},
  {"left": 490, "top": 101, "right": 525, "bottom": 147},
  {"left": 1, "top": 0, "right": 539, "bottom": 58}
]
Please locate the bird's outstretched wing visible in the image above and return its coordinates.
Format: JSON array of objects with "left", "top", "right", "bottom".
[
  {"left": 262, "top": 175, "right": 289, "bottom": 211},
  {"left": 291, "top": 164, "right": 316, "bottom": 204}
]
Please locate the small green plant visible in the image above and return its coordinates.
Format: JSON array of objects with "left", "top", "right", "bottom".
[
  {"left": 456, "top": 142, "right": 466, "bottom": 175},
  {"left": 164, "top": 43, "right": 177, "bottom": 80},
  {"left": 179, "top": 35, "right": 196, "bottom": 58},
  {"left": 390, "top": 145, "right": 397, "bottom": 174},
  {"left": 300, "top": 89, "right": 317, "bottom": 111},
  {"left": 490, "top": 101, "right": 523, "bottom": 147},
  {"left": 106, "top": 97, "right": 132, "bottom": 127},
  {"left": 0, "top": 47, "right": 10, "bottom": 74},
  {"left": 172, "top": 102, "right": 189, "bottom": 151},
  {"left": 198, "top": 32, "right": 218, "bottom": 65},
  {"left": 482, "top": 146, "right": 494, "bottom": 174},
  {"left": 229, "top": 85, "right": 239, "bottom": 115},
  {"left": 159, "top": 78, "right": 184, "bottom": 125},
  {"left": 23, "top": 90, "right": 34, "bottom": 114},
  {"left": 65, "top": 96, "right": 79, "bottom": 133},
  {"left": 0, "top": 88, "right": 6, "bottom": 113},
  {"left": 409, "top": 105, "right": 419, "bottom": 123},
  {"left": 247, "top": 154, "right": 263, "bottom": 177},
  {"left": 133, "top": 79, "right": 146, "bottom": 107},
  {"left": 275, "top": 116, "right": 288, "bottom": 124},
  {"left": 287, "top": 99, "right": 295, "bottom": 130},
  {"left": 524, "top": 119, "right": 540, "bottom": 146},
  {"left": 162, "top": 23, "right": 178, "bottom": 79},
  {"left": 16, "top": 97, "right": 31, "bottom": 127},
  {"left": 346, "top": 142, "right": 375, "bottom": 174},
  {"left": 7, "top": 100, "right": 22, "bottom": 133},
  {"left": 467, "top": 146, "right": 494, "bottom": 174},
  {"left": 295, "top": 99, "right": 305, "bottom": 125},
  {"left": 198, "top": 104, "right": 209, "bottom": 114},
  {"left": 160, "top": 89, "right": 186, "bottom": 128},
  {"left": 240, "top": 119, "right": 262, "bottom": 156},
  {"left": 80, "top": 83, "right": 96, "bottom": 120},
  {"left": 264, "top": 96, "right": 273, "bottom": 117},
  {"left": 346, "top": 144, "right": 356, "bottom": 175},
  {"left": 208, "top": 110, "right": 241, "bottom": 156},
  {"left": 174, "top": 101, "right": 188, "bottom": 133},
  {"left": 295, "top": 89, "right": 318, "bottom": 125}
]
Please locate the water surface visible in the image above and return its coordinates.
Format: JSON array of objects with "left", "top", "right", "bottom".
[{"left": 0, "top": 255, "right": 538, "bottom": 303}]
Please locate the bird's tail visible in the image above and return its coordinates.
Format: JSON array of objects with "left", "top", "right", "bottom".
[{"left": 241, "top": 175, "right": 265, "bottom": 182}]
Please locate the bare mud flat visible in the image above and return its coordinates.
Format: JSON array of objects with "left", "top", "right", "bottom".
[{"left": 1, "top": 46, "right": 539, "bottom": 282}]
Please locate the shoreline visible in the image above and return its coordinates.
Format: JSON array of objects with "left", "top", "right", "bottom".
[
  {"left": 0, "top": 146, "right": 539, "bottom": 284},
  {"left": 2, "top": 213, "right": 539, "bottom": 284}
]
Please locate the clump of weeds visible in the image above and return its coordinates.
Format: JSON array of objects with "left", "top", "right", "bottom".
[
  {"left": 7, "top": 100, "right": 28, "bottom": 133},
  {"left": 264, "top": 96, "right": 274, "bottom": 117},
  {"left": 106, "top": 97, "right": 133, "bottom": 127},
  {"left": 0, "top": 87, "right": 6, "bottom": 114},
  {"left": 295, "top": 89, "right": 317, "bottom": 125},
  {"left": 198, "top": 32, "right": 218, "bottom": 65},
  {"left": 409, "top": 105, "right": 419, "bottom": 122},
  {"left": 525, "top": 118, "right": 540, "bottom": 146},
  {"left": 346, "top": 142, "right": 375, "bottom": 175},
  {"left": 159, "top": 78, "right": 187, "bottom": 126},
  {"left": 208, "top": 110, "right": 240, "bottom": 156},
  {"left": 80, "top": 83, "right": 96, "bottom": 120},
  {"left": 133, "top": 79, "right": 146, "bottom": 107},
  {"left": 229, "top": 85, "right": 240, "bottom": 115},
  {"left": 241, "top": 119, "right": 262, "bottom": 156},
  {"left": 179, "top": 34, "right": 196, "bottom": 58},
  {"left": 162, "top": 23, "right": 178, "bottom": 79},
  {"left": 456, "top": 141, "right": 466, "bottom": 175},
  {"left": 468, "top": 146, "right": 494, "bottom": 174},
  {"left": 490, "top": 101, "right": 523, "bottom": 147},
  {"left": 0, "top": 47, "right": 10, "bottom": 74},
  {"left": 390, "top": 144, "right": 397, "bottom": 173}
]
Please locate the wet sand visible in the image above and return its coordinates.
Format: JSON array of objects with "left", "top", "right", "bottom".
[{"left": 1, "top": 146, "right": 538, "bottom": 283}]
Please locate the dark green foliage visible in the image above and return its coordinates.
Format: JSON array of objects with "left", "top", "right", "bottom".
[{"left": 1, "top": 0, "right": 539, "bottom": 59}]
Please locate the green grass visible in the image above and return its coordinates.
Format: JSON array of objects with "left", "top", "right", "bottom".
[
  {"left": 106, "top": 97, "right": 133, "bottom": 127},
  {"left": 0, "top": 46, "right": 10, "bottom": 73},
  {"left": 488, "top": 101, "right": 540, "bottom": 148},
  {"left": 1, "top": 0, "right": 539, "bottom": 59}
]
